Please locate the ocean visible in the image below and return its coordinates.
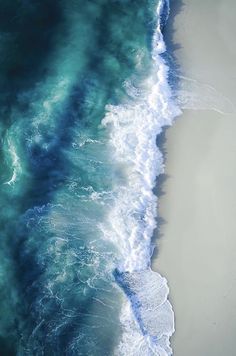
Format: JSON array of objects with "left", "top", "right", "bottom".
[{"left": 0, "top": 0, "right": 180, "bottom": 355}]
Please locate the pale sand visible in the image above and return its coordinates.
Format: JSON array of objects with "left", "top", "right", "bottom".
[{"left": 152, "top": 1, "right": 236, "bottom": 355}]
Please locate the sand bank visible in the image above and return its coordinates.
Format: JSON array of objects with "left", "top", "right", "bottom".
[{"left": 152, "top": 1, "right": 236, "bottom": 355}]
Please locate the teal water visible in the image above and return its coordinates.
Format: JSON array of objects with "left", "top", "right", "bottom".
[{"left": 0, "top": 1, "right": 178, "bottom": 355}]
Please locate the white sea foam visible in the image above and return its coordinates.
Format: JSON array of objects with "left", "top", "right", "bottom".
[
  {"left": 101, "top": 0, "right": 181, "bottom": 354},
  {"left": 4, "top": 136, "right": 22, "bottom": 186},
  {"left": 115, "top": 271, "right": 174, "bottom": 356}
]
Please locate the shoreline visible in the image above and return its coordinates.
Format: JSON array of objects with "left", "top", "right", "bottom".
[{"left": 152, "top": 0, "right": 236, "bottom": 355}]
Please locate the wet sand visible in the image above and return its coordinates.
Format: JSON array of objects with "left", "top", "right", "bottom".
[{"left": 152, "top": 1, "right": 236, "bottom": 355}]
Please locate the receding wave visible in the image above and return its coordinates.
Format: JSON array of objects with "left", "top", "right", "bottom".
[{"left": 175, "top": 75, "right": 235, "bottom": 114}]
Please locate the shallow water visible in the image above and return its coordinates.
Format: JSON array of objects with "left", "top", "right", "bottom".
[{"left": 0, "top": 1, "right": 179, "bottom": 354}]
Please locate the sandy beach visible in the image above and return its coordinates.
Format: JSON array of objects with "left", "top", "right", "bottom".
[{"left": 152, "top": 1, "right": 236, "bottom": 355}]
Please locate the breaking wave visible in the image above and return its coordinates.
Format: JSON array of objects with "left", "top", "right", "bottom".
[{"left": 101, "top": 1, "right": 181, "bottom": 354}]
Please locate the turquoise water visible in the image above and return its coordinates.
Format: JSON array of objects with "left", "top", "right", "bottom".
[{"left": 0, "top": 1, "right": 179, "bottom": 355}]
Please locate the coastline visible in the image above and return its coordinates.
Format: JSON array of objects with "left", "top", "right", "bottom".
[{"left": 152, "top": 1, "right": 236, "bottom": 355}]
